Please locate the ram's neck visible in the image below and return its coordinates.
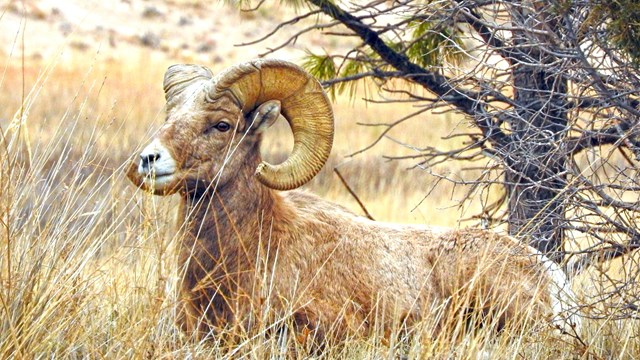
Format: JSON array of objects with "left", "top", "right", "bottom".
[{"left": 178, "top": 160, "right": 290, "bottom": 284}]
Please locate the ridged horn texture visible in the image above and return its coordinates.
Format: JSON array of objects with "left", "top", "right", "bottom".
[
  {"left": 164, "top": 64, "right": 213, "bottom": 109},
  {"left": 208, "top": 59, "right": 334, "bottom": 191}
]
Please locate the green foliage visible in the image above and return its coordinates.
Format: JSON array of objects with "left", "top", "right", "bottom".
[
  {"left": 336, "top": 59, "right": 367, "bottom": 98},
  {"left": 301, "top": 52, "right": 338, "bottom": 96},
  {"left": 301, "top": 13, "right": 466, "bottom": 95},
  {"left": 302, "top": 19, "right": 465, "bottom": 98},
  {"left": 303, "top": 52, "right": 384, "bottom": 99},
  {"left": 592, "top": 0, "right": 640, "bottom": 64},
  {"left": 302, "top": 52, "right": 337, "bottom": 81},
  {"left": 406, "top": 20, "right": 464, "bottom": 68}
]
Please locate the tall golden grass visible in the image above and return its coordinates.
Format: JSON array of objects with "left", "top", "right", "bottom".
[{"left": 0, "top": 48, "right": 638, "bottom": 358}]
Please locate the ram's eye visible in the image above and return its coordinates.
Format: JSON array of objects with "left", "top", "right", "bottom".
[
  {"left": 215, "top": 121, "right": 231, "bottom": 132},
  {"left": 205, "top": 121, "right": 231, "bottom": 134}
]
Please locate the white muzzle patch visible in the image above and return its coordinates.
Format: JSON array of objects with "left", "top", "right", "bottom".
[{"left": 138, "top": 139, "right": 178, "bottom": 186}]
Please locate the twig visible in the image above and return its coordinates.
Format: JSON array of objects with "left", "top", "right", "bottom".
[
  {"left": 320, "top": 70, "right": 403, "bottom": 88},
  {"left": 239, "top": 0, "right": 267, "bottom": 12},
  {"left": 333, "top": 168, "right": 375, "bottom": 221}
]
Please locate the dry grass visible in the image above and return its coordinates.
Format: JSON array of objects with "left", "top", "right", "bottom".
[{"left": 0, "top": 48, "right": 638, "bottom": 359}]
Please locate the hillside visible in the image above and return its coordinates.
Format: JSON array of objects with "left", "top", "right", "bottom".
[{"left": 1, "top": 0, "right": 327, "bottom": 64}]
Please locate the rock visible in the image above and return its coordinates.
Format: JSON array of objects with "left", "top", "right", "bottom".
[
  {"left": 51, "top": 7, "right": 63, "bottom": 19},
  {"left": 178, "top": 16, "right": 192, "bottom": 26},
  {"left": 141, "top": 6, "right": 163, "bottom": 19},
  {"left": 196, "top": 40, "right": 216, "bottom": 53},
  {"left": 70, "top": 41, "right": 89, "bottom": 51},
  {"left": 139, "top": 32, "right": 160, "bottom": 49},
  {"left": 59, "top": 22, "right": 72, "bottom": 36}
]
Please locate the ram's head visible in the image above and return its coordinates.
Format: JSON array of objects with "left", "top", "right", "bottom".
[{"left": 127, "top": 59, "right": 334, "bottom": 195}]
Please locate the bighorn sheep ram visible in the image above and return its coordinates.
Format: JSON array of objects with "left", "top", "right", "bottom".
[{"left": 127, "top": 59, "right": 579, "bottom": 344}]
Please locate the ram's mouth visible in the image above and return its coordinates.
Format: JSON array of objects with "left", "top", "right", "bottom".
[
  {"left": 143, "top": 172, "right": 176, "bottom": 184},
  {"left": 145, "top": 171, "right": 174, "bottom": 178}
]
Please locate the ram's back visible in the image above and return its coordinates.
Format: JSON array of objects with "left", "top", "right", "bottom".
[{"left": 271, "top": 190, "right": 555, "bottom": 336}]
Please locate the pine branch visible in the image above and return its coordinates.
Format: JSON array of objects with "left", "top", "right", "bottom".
[{"left": 307, "top": 0, "right": 509, "bottom": 146}]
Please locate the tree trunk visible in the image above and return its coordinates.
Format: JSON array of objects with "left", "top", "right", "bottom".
[{"left": 505, "top": 3, "right": 568, "bottom": 263}]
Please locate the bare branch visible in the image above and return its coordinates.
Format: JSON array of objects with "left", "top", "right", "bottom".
[
  {"left": 320, "top": 70, "right": 403, "bottom": 88},
  {"left": 333, "top": 168, "right": 375, "bottom": 221},
  {"left": 235, "top": 9, "right": 323, "bottom": 47}
]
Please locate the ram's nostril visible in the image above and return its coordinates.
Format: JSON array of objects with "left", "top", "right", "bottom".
[{"left": 140, "top": 152, "right": 161, "bottom": 169}]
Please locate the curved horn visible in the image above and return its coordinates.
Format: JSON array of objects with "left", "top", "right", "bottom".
[
  {"left": 209, "top": 59, "right": 334, "bottom": 191},
  {"left": 164, "top": 64, "right": 213, "bottom": 108}
]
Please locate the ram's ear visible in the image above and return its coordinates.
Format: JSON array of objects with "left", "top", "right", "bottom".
[{"left": 251, "top": 100, "right": 281, "bottom": 133}]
